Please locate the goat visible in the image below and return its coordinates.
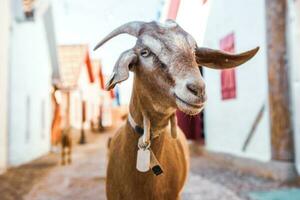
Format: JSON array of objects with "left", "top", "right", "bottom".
[
  {"left": 61, "top": 127, "right": 72, "bottom": 165},
  {"left": 94, "top": 20, "right": 258, "bottom": 200}
]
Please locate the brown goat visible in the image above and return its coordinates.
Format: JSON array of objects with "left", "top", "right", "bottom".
[{"left": 94, "top": 20, "right": 258, "bottom": 200}]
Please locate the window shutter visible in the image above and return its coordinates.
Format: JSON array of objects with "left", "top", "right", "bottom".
[{"left": 220, "top": 33, "right": 237, "bottom": 100}]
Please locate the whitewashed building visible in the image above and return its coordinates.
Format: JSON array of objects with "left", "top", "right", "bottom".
[
  {"left": 203, "top": 0, "right": 300, "bottom": 177},
  {"left": 288, "top": 0, "right": 300, "bottom": 175},
  {"left": 56, "top": 44, "right": 112, "bottom": 133},
  {"left": 202, "top": 0, "right": 270, "bottom": 161},
  {"left": 0, "top": 0, "right": 11, "bottom": 174},
  {"left": 5, "top": 0, "right": 58, "bottom": 167}
]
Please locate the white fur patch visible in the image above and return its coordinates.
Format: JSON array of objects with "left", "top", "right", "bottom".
[
  {"left": 141, "top": 35, "right": 162, "bottom": 55},
  {"left": 186, "top": 35, "right": 197, "bottom": 49},
  {"left": 172, "top": 33, "right": 188, "bottom": 49},
  {"left": 157, "top": 20, "right": 177, "bottom": 28}
]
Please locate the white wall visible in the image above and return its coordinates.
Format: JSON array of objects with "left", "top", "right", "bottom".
[
  {"left": 202, "top": 0, "right": 271, "bottom": 161},
  {"left": 159, "top": 0, "right": 209, "bottom": 45},
  {"left": 70, "top": 90, "right": 82, "bottom": 130},
  {"left": 70, "top": 64, "right": 101, "bottom": 129},
  {"left": 0, "top": 0, "right": 10, "bottom": 173},
  {"left": 287, "top": 0, "right": 300, "bottom": 174},
  {"left": 176, "top": 0, "right": 210, "bottom": 45},
  {"left": 8, "top": 10, "right": 52, "bottom": 166}
]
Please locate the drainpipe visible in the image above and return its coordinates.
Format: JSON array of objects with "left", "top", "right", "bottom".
[{"left": 266, "top": 0, "right": 294, "bottom": 161}]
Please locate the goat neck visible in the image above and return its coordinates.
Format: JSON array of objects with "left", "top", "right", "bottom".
[{"left": 129, "top": 76, "right": 176, "bottom": 137}]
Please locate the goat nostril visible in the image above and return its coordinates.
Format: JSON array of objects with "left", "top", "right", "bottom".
[{"left": 186, "top": 84, "right": 201, "bottom": 97}]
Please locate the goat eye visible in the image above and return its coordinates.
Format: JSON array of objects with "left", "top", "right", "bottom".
[
  {"left": 140, "top": 49, "right": 150, "bottom": 57},
  {"left": 160, "top": 62, "right": 167, "bottom": 68}
]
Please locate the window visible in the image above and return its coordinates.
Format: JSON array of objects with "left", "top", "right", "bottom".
[{"left": 220, "top": 32, "right": 237, "bottom": 100}]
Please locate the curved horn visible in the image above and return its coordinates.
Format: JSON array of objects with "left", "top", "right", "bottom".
[
  {"left": 93, "top": 21, "right": 145, "bottom": 51},
  {"left": 196, "top": 46, "right": 259, "bottom": 69}
]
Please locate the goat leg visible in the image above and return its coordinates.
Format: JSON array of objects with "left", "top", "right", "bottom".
[
  {"left": 61, "top": 148, "right": 65, "bottom": 165},
  {"left": 67, "top": 147, "right": 72, "bottom": 164}
]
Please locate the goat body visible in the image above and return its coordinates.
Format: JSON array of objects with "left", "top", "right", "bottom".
[
  {"left": 106, "top": 81, "right": 189, "bottom": 199},
  {"left": 107, "top": 125, "right": 189, "bottom": 200}
]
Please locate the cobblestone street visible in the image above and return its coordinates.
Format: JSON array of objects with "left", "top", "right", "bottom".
[{"left": 0, "top": 129, "right": 294, "bottom": 200}]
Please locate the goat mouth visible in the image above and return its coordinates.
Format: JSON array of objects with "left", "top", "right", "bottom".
[{"left": 174, "top": 94, "right": 204, "bottom": 109}]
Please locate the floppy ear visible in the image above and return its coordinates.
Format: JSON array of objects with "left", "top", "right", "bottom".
[
  {"left": 105, "top": 49, "right": 137, "bottom": 90},
  {"left": 195, "top": 46, "right": 259, "bottom": 69}
]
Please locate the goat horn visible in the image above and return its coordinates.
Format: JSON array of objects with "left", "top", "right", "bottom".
[
  {"left": 196, "top": 46, "right": 259, "bottom": 69},
  {"left": 93, "top": 21, "right": 145, "bottom": 51}
]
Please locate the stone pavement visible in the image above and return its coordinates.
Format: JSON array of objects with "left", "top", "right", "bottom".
[
  {"left": 0, "top": 129, "right": 295, "bottom": 200},
  {"left": 0, "top": 154, "right": 57, "bottom": 200},
  {"left": 23, "top": 132, "right": 242, "bottom": 200},
  {"left": 182, "top": 173, "right": 241, "bottom": 200},
  {"left": 24, "top": 132, "right": 108, "bottom": 200}
]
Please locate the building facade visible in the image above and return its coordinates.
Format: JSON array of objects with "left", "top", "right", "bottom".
[
  {"left": 161, "top": 0, "right": 300, "bottom": 176},
  {"left": 0, "top": 0, "right": 11, "bottom": 173},
  {"left": 7, "top": 0, "right": 58, "bottom": 166},
  {"left": 202, "top": 0, "right": 271, "bottom": 161},
  {"left": 57, "top": 45, "right": 112, "bottom": 134}
]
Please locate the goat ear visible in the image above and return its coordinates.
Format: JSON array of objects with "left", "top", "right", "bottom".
[
  {"left": 105, "top": 50, "right": 137, "bottom": 90},
  {"left": 195, "top": 47, "right": 259, "bottom": 69}
]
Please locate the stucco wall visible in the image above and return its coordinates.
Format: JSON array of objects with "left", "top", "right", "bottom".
[
  {"left": 0, "top": 0, "right": 10, "bottom": 173},
  {"left": 202, "top": 0, "right": 271, "bottom": 161},
  {"left": 8, "top": 14, "right": 52, "bottom": 166},
  {"left": 287, "top": 0, "right": 300, "bottom": 173},
  {"left": 175, "top": 0, "right": 209, "bottom": 45}
]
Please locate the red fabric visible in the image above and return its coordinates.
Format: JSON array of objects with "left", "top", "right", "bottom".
[
  {"left": 220, "top": 33, "right": 236, "bottom": 100},
  {"left": 176, "top": 110, "right": 204, "bottom": 142},
  {"left": 85, "top": 51, "right": 95, "bottom": 83},
  {"left": 110, "top": 89, "right": 115, "bottom": 99},
  {"left": 167, "top": 0, "right": 181, "bottom": 20}
]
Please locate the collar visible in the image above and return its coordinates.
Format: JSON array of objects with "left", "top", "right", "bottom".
[
  {"left": 128, "top": 112, "right": 163, "bottom": 176},
  {"left": 128, "top": 112, "right": 161, "bottom": 139},
  {"left": 128, "top": 112, "right": 144, "bottom": 135}
]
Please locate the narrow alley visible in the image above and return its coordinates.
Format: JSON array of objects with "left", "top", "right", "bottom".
[
  {"left": 1, "top": 0, "right": 300, "bottom": 199},
  {"left": 0, "top": 128, "right": 294, "bottom": 200}
]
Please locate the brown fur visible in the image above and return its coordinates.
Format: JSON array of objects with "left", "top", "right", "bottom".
[
  {"left": 107, "top": 127, "right": 189, "bottom": 200},
  {"left": 61, "top": 128, "right": 72, "bottom": 165},
  {"left": 106, "top": 80, "right": 189, "bottom": 200}
]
